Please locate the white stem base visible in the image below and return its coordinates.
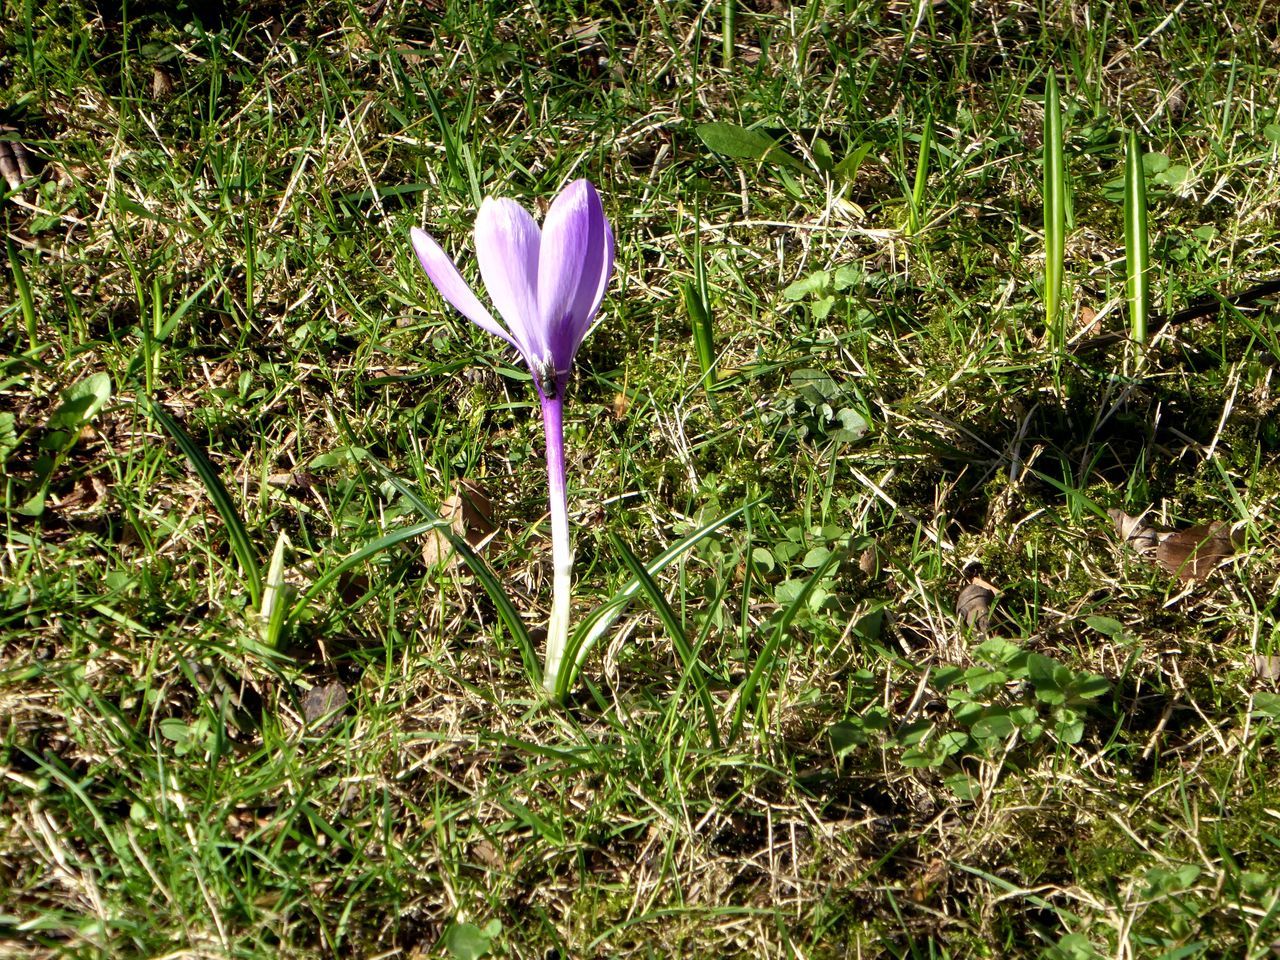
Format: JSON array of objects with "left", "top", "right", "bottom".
[{"left": 542, "top": 560, "right": 573, "bottom": 694}]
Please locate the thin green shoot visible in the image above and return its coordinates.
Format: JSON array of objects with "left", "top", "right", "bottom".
[
  {"left": 243, "top": 221, "right": 256, "bottom": 325},
  {"left": 610, "top": 531, "right": 721, "bottom": 748},
  {"left": 730, "top": 546, "right": 844, "bottom": 742},
  {"left": 906, "top": 113, "right": 934, "bottom": 237},
  {"left": 1124, "top": 129, "right": 1151, "bottom": 371},
  {"left": 683, "top": 212, "right": 718, "bottom": 393},
  {"left": 421, "top": 79, "right": 483, "bottom": 208},
  {"left": 367, "top": 458, "right": 541, "bottom": 685},
  {"left": 6, "top": 239, "right": 37, "bottom": 352},
  {"left": 555, "top": 501, "right": 756, "bottom": 703},
  {"left": 148, "top": 398, "right": 263, "bottom": 608},
  {"left": 260, "top": 532, "right": 289, "bottom": 648},
  {"left": 1042, "top": 71, "right": 1066, "bottom": 352},
  {"left": 722, "top": 0, "right": 735, "bottom": 68}
]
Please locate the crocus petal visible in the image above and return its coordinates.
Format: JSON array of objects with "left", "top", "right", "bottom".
[
  {"left": 566, "top": 202, "right": 614, "bottom": 354},
  {"left": 537, "top": 181, "right": 594, "bottom": 366},
  {"left": 410, "top": 227, "right": 516, "bottom": 349},
  {"left": 474, "top": 197, "right": 544, "bottom": 360}
]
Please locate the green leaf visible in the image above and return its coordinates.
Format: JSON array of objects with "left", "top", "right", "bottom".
[
  {"left": 1158, "top": 163, "right": 1189, "bottom": 187},
  {"left": 1142, "top": 151, "right": 1170, "bottom": 174},
  {"left": 812, "top": 137, "right": 834, "bottom": 173},
  {"left": 260, "top": 533, "right": 289, "bottom": 649},
  {"left": 610, "top": 532, "right": 721, "bottom": 748},
  {"left": 695, "top": 121, "right": 805, "bottom": 170},
  {"left": 1028, "top": 653, "right": 1074, "bottom": 705},
  {"left": 933, "top": 665, "right": 965, "bottom": 689},
  {"left": 1124, "top": 129, "right": 1152, "bottom": 358},
  {"left": 782, "top": 271, "right": 830, "bottom": 300},
  {"left": 970, "top": 709, "right": 1016, "bottom": 740},
  {"left": 974, "top": 636, "right": 1025, "bottom": 668},
  {"left": 1044, "top": 932, "right": 1106, "bottom": 960},
  {"left": 938, "top": 730, "right": 970, "bottom": 756},
  {"left": 1042, "top": 71, "right": 1066, "bottom": 349},
  {"left": 7, "top": 237, "right": 38, "bottom": 350},
  {"left": 833, "top": 408, "right": 868, "bottom": 443},
  {"left": 801, "top": 545, "right": 831, "bottom": 569},
  {"left": 944, "top": 772, "right": 980, "bottom": 801},
  {"left": 365, "top": 459, "right": 540, "bottom": 686},
  {"left": 964, "top": 666, "right": 1007, "bottom": 694},
  {"left": 148, "top": 398, "right": 262, "bottom": 607},
  {"left": 683, "top": 277, "right": 717, "bottom": 390},
  {"left": 901, "top": 742, "right": 945, "bottom": 767},
  {"left": 851, "top": 606, "right": 883, "bottom": 642},
  {"left": 0, "top": 412, "right": 16, "bottom": 464},
  {"left": 791, "top": 367, "right": 839, "bottom": 401},
  {"left": 1085, "top": 615, "right": 1126, "bottom": 639},
  {"left": 732, "top": 545, "right": 843, "bottom": 740},
  {"left": 45, "top": 372, "right": 112, "bottom": 448},
  {"left": 832, "top": 264, "right": 864, "bottom": 290},
  {"left": 1071, "top": 674, "right": 1110, "bottom": 701},
  {"left": 1253, "top": 691, "right": 1280, "bottom": 720},
  {"left": 444, "top": 921, "right": 498, "bottom": 960},
  {"left": 906, "top": 113, "right": 934, "bottom": 236},
  {"left": 833, "top": 142, "right": 873, "bottom": 183},
  {"left": 158, "top": 718, "right": 190, "bottom": 742},
  {"left": 559, "top": 501, "right": 757, "bottom": 701},
  {"left": 830, "top": 719, "right": 869, "bottom": 753}
]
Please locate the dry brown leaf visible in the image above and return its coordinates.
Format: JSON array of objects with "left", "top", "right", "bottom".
[
  {"left": 1154, "top": 521, "right": 1239, "bottom": 582},
  {"left": 302, "top": 681, "right": 348, "bottom": 732},
  {"left": 421, "top": 480, "right": 497, "bottom": 569},
  {"left": 858, "top": 541, "right": 885, "bottom": 579},
  {"left": 1248, "top": 655, "right": 1280, "bottom": 682},
  {"left": 956, "top": 579, "right": 996, "bottom": 633},
  {"left": 0, "top": 131, "right": 35, "bottom": 192},
  {"left": 1109, "top": 508, "right": 1160, "bottom": 553},
  {"left": 908, "top": 857, "right": 948, "bottom": 904},
  {"left": 50, "top": 475, "right": 109, "bottom": 516},
  {"left": 152, "top": 66, "right": 176, "bottom": 101}
]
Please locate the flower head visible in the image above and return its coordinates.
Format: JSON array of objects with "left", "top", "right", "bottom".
[{"left": 410, "top": 179, "right": 614, "bottom": 398}]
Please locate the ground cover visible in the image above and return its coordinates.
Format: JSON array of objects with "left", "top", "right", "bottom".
[{"left": 3, "top": 1, "right": 1280, "bottom": 957}]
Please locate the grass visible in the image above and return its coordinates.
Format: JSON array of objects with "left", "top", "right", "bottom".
[{"left": 3, "top": 0, "right": 1280, "bottom": 957}]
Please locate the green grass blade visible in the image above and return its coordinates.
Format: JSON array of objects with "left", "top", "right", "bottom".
[
  {"left": 148, "top": 398, "right": 262, "bottom": 607},
  {"left": 6, "top": 238, "right": 38, "bottom": 351},
  {"left": 287, "top": 519, "right": 447, "bottom": 625},
  {"left": 683, "top": 278, "right": 716, "bottom": 391},
  {"left": 555, "top": 500, "right": 757, "bottom": 702},
  {"left": 907, "top": 113, "right": 934, "bottom": 237},
  {"left": 421, "top": 79, "right": 481, "bottom": 209},
  {"left": 730, "top": 546, "right": 844, "bottom": 743},
  {"left": 722, "top": 0, "right": 735, "bottom": 67},
  {"left": 260, "top": 532, "right": 289, "bottom": 649},
  {"left": 363, "top": 457, "right": 541, "bottom": 686},
  {"left": 1124, "top": 128, "right": 1151, "bottom": 369},
  {"left": 609, "top": 531, "right": 721, "bottom": 749},
  {"left": 681, "top": 209, "right": 718, "bottom": 394},
  {"left": 1043, "top": 71, "right": 1066, "bottom": 351}
]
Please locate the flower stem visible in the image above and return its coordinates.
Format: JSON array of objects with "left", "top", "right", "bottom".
[{"left": 540, "top": 395, "right": 573, "bottom": 696}]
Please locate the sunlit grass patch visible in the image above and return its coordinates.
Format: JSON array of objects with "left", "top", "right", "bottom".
[{"left": 3, "top": 0, "right": 1280, "bottom": 957}]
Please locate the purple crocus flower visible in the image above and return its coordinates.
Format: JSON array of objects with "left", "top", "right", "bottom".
[{"left": 410, "top": 180, "right": 614, "bottom": 695}]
